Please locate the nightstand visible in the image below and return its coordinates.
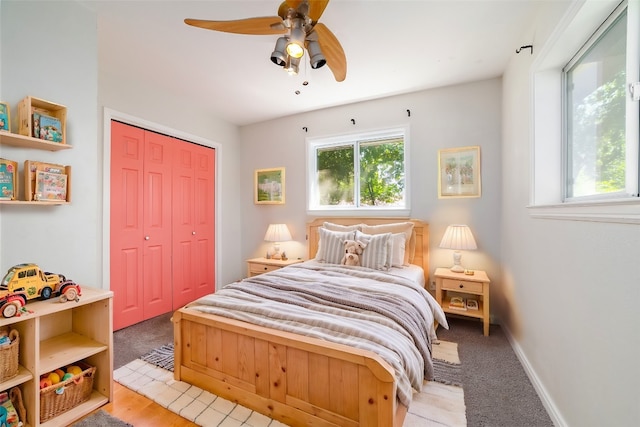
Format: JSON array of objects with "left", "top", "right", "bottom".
[
  {"left": 434, "top": 267, "right": 491, "bottom": 336},
  {"left": 247, "top": 257, "right": 303, "bottom": 277}
]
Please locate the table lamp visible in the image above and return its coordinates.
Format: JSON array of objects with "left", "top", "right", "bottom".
[
  {"left": 264, "top": 223, "right": 292, "bottom": 260},
  {"left": 439, "top": 224, "right": 477, "bottom": 273}
]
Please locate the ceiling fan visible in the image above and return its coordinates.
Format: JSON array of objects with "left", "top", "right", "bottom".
[{"left": 184, "top": 0, "right": 346, "bottom": 82}]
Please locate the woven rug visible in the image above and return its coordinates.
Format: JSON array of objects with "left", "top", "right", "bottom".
[{"left": 116, "top": 341, "right": 466, "bottom": 426}]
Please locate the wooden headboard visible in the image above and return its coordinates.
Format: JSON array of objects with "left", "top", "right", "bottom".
[{"left": 306, "top": 217, "right": 429, "bottom": 276}]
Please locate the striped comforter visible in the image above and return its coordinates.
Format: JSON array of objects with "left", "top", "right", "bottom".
[{"left": 187, "top": 262, "right": 448, "bottom": 406}]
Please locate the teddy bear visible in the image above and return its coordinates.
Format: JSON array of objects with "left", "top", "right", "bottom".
[
  {"left": 342, "top": 252, "right": 360, "bottom": 266},
  {"left": 341, "top": 239, "right": 367, "bottom": 266}
]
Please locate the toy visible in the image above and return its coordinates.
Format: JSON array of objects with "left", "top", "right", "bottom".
[
  {"left": 342, "top": 252, "right": 360, "bottom": 266},
  {"left": 341, "top": 239, "right": 366, "bottom": 266},
  {"left": 39, "top": 377, "right": 52, "bottom": 389},
  {"left": 0, "top": 263, "right": 82, "bottom": 318}
]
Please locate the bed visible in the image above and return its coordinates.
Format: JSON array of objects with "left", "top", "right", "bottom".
[{"left": 173, "top": 217, "right": 447, "bottom": 427}]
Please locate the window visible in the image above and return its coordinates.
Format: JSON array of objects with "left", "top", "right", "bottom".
[
  {"left": 564, "top": 2, "right": 637, "bottom": 201},
  {"left": 530, "top": 0, "right": 639, "bottom": 223},
  {"left": 307, "top": 127, "right": 409, "bottom": 214}
]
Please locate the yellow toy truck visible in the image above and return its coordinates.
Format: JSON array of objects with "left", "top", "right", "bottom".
[{"left": 0, "top": 263, "right": 81, "bottom": 317}]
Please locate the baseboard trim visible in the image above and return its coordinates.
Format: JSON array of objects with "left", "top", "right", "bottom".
[{"left": 501, "top": 323, "right": 568, "bottom": 427}]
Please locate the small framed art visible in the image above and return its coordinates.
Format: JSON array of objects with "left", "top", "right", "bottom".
[
  {"left": 438, "top": 146, "right": 481, "bottom": 198},
  {"left": 255, "top": 167, "right": 285, "bottom": 204},
  {"left": 0, "top": 102, "right": 10, "bottom": 132}
]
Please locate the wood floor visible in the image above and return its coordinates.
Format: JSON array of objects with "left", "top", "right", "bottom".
[{"left": 81, "top": 382, "right": 197, "bottom": 426}]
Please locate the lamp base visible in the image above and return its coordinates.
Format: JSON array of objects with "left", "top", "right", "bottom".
[
  {"left": 450, "top": 250, "right": 464, "bottom": 273},
  {"left": 450, "top": 264, "right": 465, "bottom": 273}
]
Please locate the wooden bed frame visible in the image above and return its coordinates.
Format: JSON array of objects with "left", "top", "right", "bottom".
[{"left": 173, "top": 218, "right": 429, "bottom": 427}]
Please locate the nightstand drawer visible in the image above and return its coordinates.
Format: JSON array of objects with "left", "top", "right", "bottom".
[
  {"left": 248, "top": 263, "right": 280, "bottom": 275},
  {"left": 441, "top": 278, "right": 483, "bottom": 293}
]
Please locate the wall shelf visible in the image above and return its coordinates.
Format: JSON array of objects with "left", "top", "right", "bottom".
[
  {"left": 0, "top": 200, "right": 69, "bottom": 206},
  {"left": 0, "top": 131, "right": 72, "bottom": 151}
]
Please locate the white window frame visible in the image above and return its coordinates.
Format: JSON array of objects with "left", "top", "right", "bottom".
[
  {"left": 306, "top": 125, "right": 410, "bottom": 217},
  {"left": 529, "top": 0, "right": 640, "bottom": 224}
]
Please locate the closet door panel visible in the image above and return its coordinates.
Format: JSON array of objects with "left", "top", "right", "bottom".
[
  {"left": 110, "top": 121, "right": 145, "bottom": 330},
  {"left": 143, "top": 131, "right": 173, "bottom": 317},
  {"left": 172, "top": 141, "right": 198, "bottom": 307},
  {"left": 172, "top": 141, "right": 216, "bottom": 307},
  {"left": 193, "top": 144, "right": 215, "bottom": 298}
]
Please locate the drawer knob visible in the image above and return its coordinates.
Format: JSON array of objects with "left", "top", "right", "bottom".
[
  {"left": 264, "top": 266, "right": 268, "bottom": 270},
  {"left": 459, "top": 283, "right": 464, "bottom": 288}
]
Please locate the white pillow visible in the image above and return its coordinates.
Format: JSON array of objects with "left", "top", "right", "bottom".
[
  {"left": 316, "top": 228, "right": 355, "bottom": 264},
  {"left": 388, "top": 233, "right": 407, "bottom": 268},
  {"left": 355, "top": 230, "right": 391, "bottom": 271},
  {"left": 323, "top": 222, "right": 363, "bottom": 232}
]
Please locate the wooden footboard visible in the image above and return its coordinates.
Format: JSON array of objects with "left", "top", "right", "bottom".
[{"left": 173, "top": 307, "right": 408, "bottom": 427}]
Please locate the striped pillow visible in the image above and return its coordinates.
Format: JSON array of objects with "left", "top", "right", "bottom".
[
  {"left": 315, "top": 228, "right": 355, "bottom": 264},
  {"left": 356, "top": 230, "right": 391, "bottom": 271}
]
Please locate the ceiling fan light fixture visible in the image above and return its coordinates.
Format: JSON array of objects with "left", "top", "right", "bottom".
[
  {"left": 270, "top": 37, "right": 287, "bottom": 66},
  {"left": 286, "top": 20, "right": 306, "bottom": 59},
  {"left": 307, "top": 40, "right": 326, "bottom": 69},
  {"left": 286, "top": 41, "right": 305, "bottom": 59}
]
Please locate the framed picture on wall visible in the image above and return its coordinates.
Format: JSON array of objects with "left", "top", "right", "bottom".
[
  {"left": 255, "top": 167, "right": 285, "bottom": 204},
  {"left": 438, "top": 146, "right": 481, "bottom": 198}
]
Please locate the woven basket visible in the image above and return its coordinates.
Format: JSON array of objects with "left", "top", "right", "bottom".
[
  {"left": 39, "top": 361, "right": 95, "bottom": 423},
  {"left": 0, "top": 330, "right": 19, "bottom": 382}
]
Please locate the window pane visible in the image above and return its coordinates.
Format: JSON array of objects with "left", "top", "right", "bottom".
[
  {"left": 359, "top": 139, "right": 405, "bottom": 207},
  {"left": 566, "top": 10, "right": 627, "bottom": 198},
  {"left": 316, "top": 145, "right": 354, "bottom": 206}
]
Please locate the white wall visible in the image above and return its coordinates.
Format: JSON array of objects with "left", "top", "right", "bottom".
[
  {"left": 0, "top": 1, "right": 244, "bottom": 289},
  {"left": 240, "top": 79, "right": 503, "bottom": 301},
  {"left": 0, "top": 0, "right": 100, "bottom": 285},
  {"left": 501, "top": 2, "right": 640, "bottom": 426}
]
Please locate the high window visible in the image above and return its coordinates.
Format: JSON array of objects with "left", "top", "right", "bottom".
[
  {"left": 307, "top": 127, "right": 409, "bottom": 214},
  {"left": 563, "top": 1, "right": 638, "bottom": 201},
  {"left": 530, "top": 0, "right": 639, "bottom": 223}
]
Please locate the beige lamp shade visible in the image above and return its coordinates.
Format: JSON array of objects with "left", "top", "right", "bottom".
[
  {"left": 264, "top": 224, "right": 292, "bottom": 259},
  {"left": 439, "top": 224, "right": 477, "bottom": 272}
]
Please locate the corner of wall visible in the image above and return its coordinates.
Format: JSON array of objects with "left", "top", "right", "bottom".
[{"left": 500, "top": 322, "right": 568, "bottom": 427}]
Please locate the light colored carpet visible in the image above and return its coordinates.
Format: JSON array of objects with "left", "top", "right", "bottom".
[{"left": 114, "top": 341, "right": 466, "bottom": 426}]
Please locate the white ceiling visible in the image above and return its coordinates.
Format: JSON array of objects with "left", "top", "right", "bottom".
[{"left": 95, "top": 0, "right": 547, "bottom": 126}]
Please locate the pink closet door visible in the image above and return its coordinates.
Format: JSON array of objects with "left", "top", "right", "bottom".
[
  {"left": 111, "top": 121, "right": 173, "bottom": 330},
  {"left": 110, "top": 121, "right": 144, "bottom": 330},
  {"left": 172, "top": 139, "right": 215, "bottom": 308},
  {"left": 141, "top": 130, "right": 174, "bottom": 318}
]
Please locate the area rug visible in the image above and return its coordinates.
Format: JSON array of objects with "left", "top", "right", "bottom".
[
  {"left": 72, "top": 409, "right": 133, "bottom": 426},
  {"left": 115, "top": 341, "right": 466, "bottom": 426}
]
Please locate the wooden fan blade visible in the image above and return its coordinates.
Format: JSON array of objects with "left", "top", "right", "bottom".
[
  {"left": 307, "top": 0, "right": 330, "bottom": 22},
  {"left": 184, "top": 17, "right": 286, "bottom": 35},
  {"left": 279, "top": 1, "right": 329, "bottom": 22},
  {"left": 280, "top": 1, "right": 302, "bottom": 18},
  {"left": 314, "top": 23, "right": 346, "bottom": 82}
]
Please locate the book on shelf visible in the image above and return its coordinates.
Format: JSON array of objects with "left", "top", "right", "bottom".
[{"left": 449, "top": 296, "right": 467, "bottom": 310}]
